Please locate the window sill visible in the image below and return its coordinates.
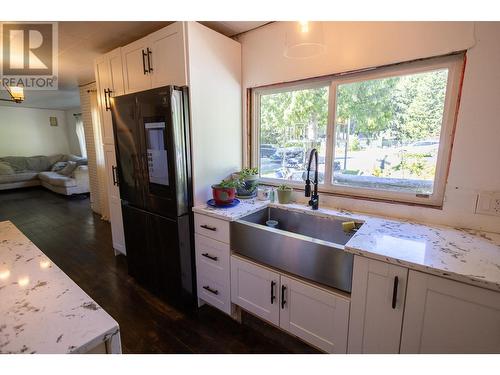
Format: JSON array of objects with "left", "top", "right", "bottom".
[{"left": 259, "top": 179, "right": 444, "bottom": 210}]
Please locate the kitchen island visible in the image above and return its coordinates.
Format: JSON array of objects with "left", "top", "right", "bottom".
[{"left": 0, "top": 221, "right": 121, "bottom": 354}]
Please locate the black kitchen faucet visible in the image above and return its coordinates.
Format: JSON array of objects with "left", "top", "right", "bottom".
[{"left": 305, "top": 148, "right": 319, "bottom": 210}]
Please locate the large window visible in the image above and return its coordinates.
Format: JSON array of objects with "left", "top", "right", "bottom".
[{"left": 252, "top": 54, "right": 464, "bottom": 206}]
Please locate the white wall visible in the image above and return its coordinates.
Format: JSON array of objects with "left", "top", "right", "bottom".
[
  {"left": 186, "top": 22, "right": 242, "bottom": 205},
  {"left": 238, "top": 21, "right": 500, "bottom": 233},
  {"left": 0, "top": 106, "right": 72, "bottom": 157},
  {"left": 65, "top": 107, "right": 82, "bottom": 156}
]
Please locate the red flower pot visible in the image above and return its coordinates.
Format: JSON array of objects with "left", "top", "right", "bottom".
[{"left": 212, "top": 185, "right": 236, "bottom": 205}]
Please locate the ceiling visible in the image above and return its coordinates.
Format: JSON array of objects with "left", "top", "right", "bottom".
[{"left": 0, "top": 21, "right": 269, "bottom": 110}]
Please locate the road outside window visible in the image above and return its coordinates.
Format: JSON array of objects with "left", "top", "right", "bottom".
[{"left": 333, "top": 69, "right": 448, "bottom": 195}]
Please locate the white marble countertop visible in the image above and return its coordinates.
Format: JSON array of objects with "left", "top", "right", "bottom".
[
  {"left": 192, "top": 198, "right": 269, "bottom": 221},
  {"left": 0, "top": 221, "right": 121, "bottom": 354},
  {"left": 192, "top": 200, "right": 500, "bottom": 292}
]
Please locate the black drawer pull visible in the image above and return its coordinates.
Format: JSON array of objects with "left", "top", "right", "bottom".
[
  {"left": 392, "top": 276, "right": 399, "bottom": 309},
  {"left": 201, "top": 253, "right": 218, "bottom": 261},
  {"left": 203, "top": 285, "right": 218, "bottom": 295},
  {"left": 281, "top": 284, "right": 287, "bottom": 309},
  {"left": 200, "top": 224, "right": 217, "bottom": 231},
  {"left": 271, "top": 281, "right": 276, "bottom": 304}
]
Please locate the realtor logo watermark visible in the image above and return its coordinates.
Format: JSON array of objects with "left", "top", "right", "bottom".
[{"left": 0, "top": 22, "right": 58, "bottom": 90}]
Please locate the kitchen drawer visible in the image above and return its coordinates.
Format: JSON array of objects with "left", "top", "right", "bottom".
[
  {"left": 197, "top": 269, "right": 231, "bottom": 315},
  {"left": 194, "top": 213, "right": 230, "bottom": 243},
  {"left": 195, "top": 233, "right": 230, "bottom": 275}
]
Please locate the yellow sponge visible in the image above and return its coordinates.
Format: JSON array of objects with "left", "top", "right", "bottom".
[{"left": 342, "top": 221, "right": 356, "bottom": 232}]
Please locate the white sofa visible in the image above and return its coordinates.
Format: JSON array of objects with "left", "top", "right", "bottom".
[
  {"left": 0, "top": 154, "right": 90, "bottom": 196},
  {"left": 38, "top": 165, "right": 90, "bottom": 195}
]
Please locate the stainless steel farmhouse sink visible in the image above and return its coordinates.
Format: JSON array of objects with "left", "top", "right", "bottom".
[{"left": 230, "top": 207, "right": 362, "bottom": 293}]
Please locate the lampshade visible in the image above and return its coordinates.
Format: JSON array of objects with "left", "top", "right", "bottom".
[
  {"left": 284, "top": 21, "right": 326, "bottom": 59},
  {"left": 8, "top": 86, "right": 25, "bottom": 103}
]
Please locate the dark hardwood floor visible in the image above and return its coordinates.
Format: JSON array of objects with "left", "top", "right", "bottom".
[{"left": 0, "top": 187, "right": 319, "bottom": 354}]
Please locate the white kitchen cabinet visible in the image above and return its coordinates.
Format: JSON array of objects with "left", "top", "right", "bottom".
[
  {"left": 231, "top": 256, "right": 350, "bottom": 353},
  {"left": 195, "top": 233, "right": 231, "bottom": 314},
  {"left": 122, "top": 23, "right": 186, "bottom": 94},
  {"left": 348, "top": 256, "right": 408, "bottom": 354},
  {"left": 280, "top": 275, "right": 350, "bottom": 353},
  {"left": 194, "top": 212, "right": 233, "bottom": 315},
  {"left": 231, "top": 256, "right": 281, "bottom": 326},
  {"left": 149, "top": 23, "right": 187, "bottom": 88},
  {"left": 94, "top": 47, "right": 124, "bottom": 145},
  {"left": 121, "top": 35, "right": 151, "bottom": 94},
  {"left": 95, "top": 49, "right": 126, "bottom": 256},
  {"left": 194, "top": 213, "right": 230, "bottom": 244},
  {"left": 197, "top": 268, "right": 230, "bottom": 314},
  {"left": 103, "top": 144, "right": 125, "bottom": 255},
  {"left": 400, "top": 270, "right": 500, "bottom": 353}
]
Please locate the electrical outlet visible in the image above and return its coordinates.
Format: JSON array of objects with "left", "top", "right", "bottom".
[{"left": 475, "top": 191, "right": 500, "bottom": 216}]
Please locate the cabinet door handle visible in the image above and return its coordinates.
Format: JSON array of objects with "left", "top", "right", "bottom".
[
  {"left": 392, "top": 276, "right": 399, "bottom": 309},
  {"left": 104, "top": 88, "right": 112, "bottom": 111},
  {"left": 201, "top": 253, "right": 218, "bottom": 261},
  {"left": 146, "top": 47, "right": 153, "bottom": 72},
  {"left": 200, "top": 224, "right": 217, "bottom": 231},
  {"left": 203, "top": 285, "right": 218, "bottom": 295},
  {"left": 112, "top": 165, "right": 119, "bottom": 186},
  {"left": 142, "top": 49, "right": 148, "bottom": 74},
  {"left": 281, "top": 284, "right": 287, "bottom": 309},
  {"left": 271, "top": 281, "right": 276, "bottom": 304}
]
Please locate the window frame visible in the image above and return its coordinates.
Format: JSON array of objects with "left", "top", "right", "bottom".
[{"left": 251, "top": 53, "right": 465, "bottom": 207}]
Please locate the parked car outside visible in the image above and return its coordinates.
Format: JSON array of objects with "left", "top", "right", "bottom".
[{"left": 260, "top": 144, "right": 277, "bottom": 158}]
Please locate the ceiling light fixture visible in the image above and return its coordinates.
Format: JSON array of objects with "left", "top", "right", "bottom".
[
  {"left": 1, "top": 84, "right": 25, "bottom": 103},
  {"left": 284, "top": 21, "right": 326, "bottom": 59}
]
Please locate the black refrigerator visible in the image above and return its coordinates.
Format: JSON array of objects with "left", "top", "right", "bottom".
[{"left": 111, "top": 85, "right": 195, "bottom": 305}]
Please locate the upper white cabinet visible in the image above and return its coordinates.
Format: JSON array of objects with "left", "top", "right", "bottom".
[
  {"left": 348, "top": 256, "right": 408, "bottom": 354},
  {"left": 122, "top": 22, "right": 187, "bottom": 94},
  {"left": 121, "top": 36, "right": 151, "bottom": 94},
  {"left": 94, "top": 47, "right": 124, "bottom": 145},
  {"left": 148, "top": 24, "right": 187, "bottom": 88},
  {"left": 400, "top": 270, "right": 500, "bottom": 353}
]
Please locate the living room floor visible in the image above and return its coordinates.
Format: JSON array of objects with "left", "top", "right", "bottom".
[{"left": 0, "top": 187, "right": 318, "bottom": 353}]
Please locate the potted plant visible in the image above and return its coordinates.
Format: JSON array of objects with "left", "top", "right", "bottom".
[
  {"left": 211, "top": 179, "right": 239, "bottom": 205},
  {"left": 232, "top": 167, "right": 259, "bottom": 198},
  {"left": 277, "top": 184, "right": 293, "bottom": 204}
]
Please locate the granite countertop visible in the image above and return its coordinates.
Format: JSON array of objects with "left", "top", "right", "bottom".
[
  {"left": 0, "top": 221, "right": 121, "bottom": 354},
  {"left": 192, "top": 199, "right": 500, "bottom": 292}
]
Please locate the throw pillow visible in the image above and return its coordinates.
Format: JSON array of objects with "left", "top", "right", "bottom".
[
  {"left": 57, "top": 161, "right": 77, "bottom": 176},
  {"left": 0, "top": 161, "right": 14, "bottom": 175},
  {"left": 51, "top": 161, "right": 68, "bottom": 172},
  {"left": 67, "top": 154, "right": 88, "bottom": 166}
]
